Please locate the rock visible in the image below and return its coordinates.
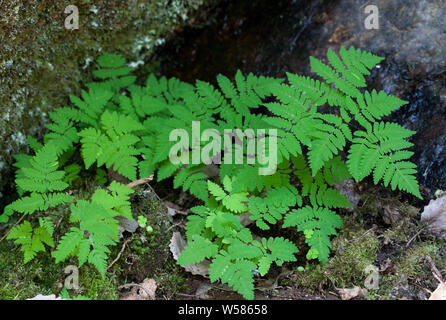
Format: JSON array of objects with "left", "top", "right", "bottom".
[
  {"left": 0, "top": 0, "right": 219, "bottom": 204},
  {"left": 158, "top": 0, "right": 446, "bottom": 195},
  {"left": 421, "top": 195, "right": 446, "bottom": 235},
  {"left": 334, "top": 179, "right": 361, "bottom": 211}
]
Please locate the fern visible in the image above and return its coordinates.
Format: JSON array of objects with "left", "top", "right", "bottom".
[
  {"left": 78, "top": 111, "right": 144, "bottom": 180},
  {"left": 0, "top": 144, "right": 72, "bottom": 223},
  {"left": 94, "top": 52, "right": 136, "bottom": 90},
  {"left": 207, "top": 176, "right": 249, "bottom": 213},
  {"left": 283, "top": 206, "right": 342, "bottom": 263},
  {"left": 179, "top": 180, "right": 299, "bottom": 299},
  {"left": 52, "top": 183, "right": 131, "bottom": 277},
  {"left": 2, "top": 48, "right": 421, "bottom": 299},
  {"left": 7, "top": 220, "right": 54, "bottom": 263},
  {"left": 248, "top": 185, "right": 301, "bottom": 230},
  {"left": 347, "top": 122, "right": 421, "bottom": 198}
]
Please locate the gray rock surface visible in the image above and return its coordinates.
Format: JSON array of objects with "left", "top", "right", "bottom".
[
  {"left": 158, "top": 0, "right": 446, "bottom": 196},
  {"left": 0, "top": 0, "right": 217, "bottom": 205}
]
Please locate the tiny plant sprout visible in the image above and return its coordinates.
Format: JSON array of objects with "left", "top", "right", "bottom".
[{"left": 137, "top": 215, "right": 147, "bottom": 228}]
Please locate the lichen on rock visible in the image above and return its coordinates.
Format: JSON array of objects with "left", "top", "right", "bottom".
[{"left": 0, "top": 0, "right": 217, "bottom": 206}]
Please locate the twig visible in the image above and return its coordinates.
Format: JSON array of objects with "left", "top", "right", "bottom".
[
  {"left": 361, "top": 225, "right": 377, "bottom": 238},
  {"left": 410, "top": 281, "right": 432, "bottom": 295},
  {"left": 0, "top": 214, "right": 26, "bottom": 242},
  {"left": 107, "top": 238, "right": 132, "bottom": 271},
  {"left": 53, "top": 216, "right": 64, "bottom": 232},
  {"left": 126, "top": 175, "right": 154, "bottom": 189},
  {"left": 166, "top": 221, "right": 184, "bottom": 232},
  {"left": 146, "top": 183, "right": 163, "bottom": 202},
  {"left": 424, "top": 255, "right": 444, "bottom": 283},
  {"left": 406, "top": 226, "right": 425, "bottom": 248}
]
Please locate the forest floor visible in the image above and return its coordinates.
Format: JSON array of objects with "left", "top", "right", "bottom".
[
  {"left": 1, "top": 0, "right": 446, "bottom": 301},
  {"left": 1, "top": 178, "right": 444, "bottom": 300}
]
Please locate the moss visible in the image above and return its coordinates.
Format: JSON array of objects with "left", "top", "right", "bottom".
[
  {"left": 121, "top": 188, "right": 187, "bottom": 299},
  {"left": 292, "top": 219, "right": 379, "bottom": 292},
  {"left": 394, "top": 243, "right": 439, "bottom": 279},
  {"left": 0, "top": 183, "right": 186, "bottom": 300},
  {"left": 0, "top": 0, "right": 219, "bottom": 206},
  {"left": 0, "top": 241, "right": 61, "bottom": 299},
  {"left": 0, "top": 240, "right": 121, "bottom": 300},
  {"left": 77, "top": 264, "right": 121, "bottom": 299},
  {"left": 376, "top": 241, "right": 446, "bottom": 300}
]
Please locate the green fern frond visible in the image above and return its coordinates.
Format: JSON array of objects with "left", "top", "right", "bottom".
[
  {"left": 208, "top": 178, "right": 248, "bottom": 213},
  {"left": 177, "top": 234, "right": 219, "bottom": 265},
  {"left": 347, "top": 122, "right": 421, "bottom": 198},
  {"left": 283, "top": 206, "right": 342, "bottom": 263},
  {"left": 78, "top": 111, "right": 143, "bottom": 180},
  {"left": 7, "top": 220, "right": 54, "bottom": 263},
  {"left": 53, "top": 199, "right": 120, "bottom": 277},
  {"left": 209, "top": 252, "right": 256, "bottom": 300}
]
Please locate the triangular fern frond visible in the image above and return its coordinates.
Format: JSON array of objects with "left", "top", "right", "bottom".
[
  {"left": 283, "top": 206, "right": 342, "bottom": 263},
  {"left": 7, "top": 220, "right": 54, "bottom": 263}
]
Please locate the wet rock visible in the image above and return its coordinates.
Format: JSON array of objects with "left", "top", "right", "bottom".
[
  {"left": 0, "top": 0, "right": 218, "bottom": 205},
  {"left": 157, "top": 0, "right": 446, "bottom": 195},
  {"left": 334, "top": 179, "right": 361, "bottom": 212}
]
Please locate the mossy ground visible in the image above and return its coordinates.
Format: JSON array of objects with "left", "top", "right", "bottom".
[
  {"left": 1, "top": 182, "right": 445, "bottom": 300},
  {"left": 0, "top": 184, "right": 187, "bottom": 300},
  {"left": 282, "top": 190, "right": 446, "bottom": 300}
]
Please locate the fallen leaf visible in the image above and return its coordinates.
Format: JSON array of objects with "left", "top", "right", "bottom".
[
  {"left": 116, "top": 217, "right": 139, "bottom": 239},
  {"left": 429, "top": 282, "right": 446, "bottom": 300},
  {"left": 238, "top": 211, "right": 253, "bottom": 227},
  {"left": 195, "top": 283, "right": 212, "bottom": 299},
  {"left": 379, "top": 258, "right": 394, "bottom": 273},
  {"left": 169, "top": 232, "right": 210, "bottom": 277},
  {"left": 165, "top": 202, "right": 186, "bottom": 222},
  {"left": 337, "top": 286, "right": 368, "bottom": 300},
  {"left": 165, "top": 201, "right": 184, "bottom": 212},
  {"left": 27, "top": 294, "right": 63, "bottom": 300},
  {"left": 120, "top": 278, "right": 157, "bottom": 300},
  {"left": 421, "top": 195, "right": 446, "bottom": 236}
]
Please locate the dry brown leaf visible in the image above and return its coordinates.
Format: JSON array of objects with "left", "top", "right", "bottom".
[
  {"left": 27, "top": 294, "right": 63, "bottom": 300},
  {"left": 165, "top": 201, "right": 184, "bottom": 214},
  {"left": 337, "top": 286, "right": 368, "bottom": 300},
  {"left": 238, "top": 211, "right": 253, "bottom": 227},
  {"left": 379, "top": 258, "right": 394, "bottom": 273},
  {"left": 421, "top": 195, "right": 446, "bottom": 235},
  {"left": 169, "top": 232, "right": 210, "bottom": 277},
  {"left": 120, "top": 278, "right": 157, "bottom": 300},
  {"left": 429, "top": 282, "right": 446, "bottom": 300}
]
